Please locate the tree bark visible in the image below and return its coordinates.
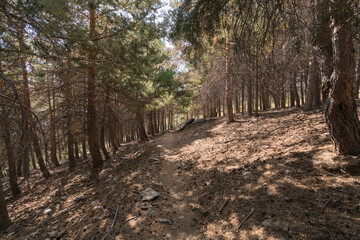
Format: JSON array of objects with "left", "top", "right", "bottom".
[
  {"left": 87, "top": 4, "right": 103, "bottom": 169},
  {"left": 225, "top": 37, "right": 234, "bottom": 123},
  {"left": 100, "top": 125, "right": 110, "bottom": 159},
  {"left": 315, "top": 0, "right": 333, "bottom": 102},
  {"left": 64, "top": 56, "right": 76, "bottom": 170},
  {"left": 304, "top": 49, "right": 318, "bottom": 111},
  {"left": 0, "top": 178, "right": 11, "bottom": 231},
  {"left": 48, "top": 82, "right": 59, "bottom": 167},
  {"left": 0, "top": 62, "right": 21, "bottom": 195},
  {"left": 137, "top": 111, "right": 148, "bottom": 141},
  {"left": 325, "top": 0, "right": 360, "bottom": 155}
]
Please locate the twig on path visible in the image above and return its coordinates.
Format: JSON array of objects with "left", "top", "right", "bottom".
[
  {"left": 321, "top": 198, "right": 332, "bottom": 213},
  {"left": 219, "top": 199, "right": 229, "bottom": 214},
  {"left": 30, "top": 211, "right": 40, "bottom": 222},
  {"left": 102, "top": 205, "right": 119, "bottom": 240},
  {"left": 237, "top": 208, "right": 254, "bottom": 229},
  {"left": 125, "top": 216, "right": 137, "bottom": 222}
]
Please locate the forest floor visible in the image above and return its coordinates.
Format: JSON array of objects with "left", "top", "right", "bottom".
[{"left": 1, "top": 108, "right": 360, "bottom": 240}]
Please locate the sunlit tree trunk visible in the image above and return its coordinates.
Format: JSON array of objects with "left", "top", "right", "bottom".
[
  {"left": 325, "top": 0, "right": 360, "bottom": 155},
  {"left": 225, "top": 36, "right": 234, "bottom": 123}
]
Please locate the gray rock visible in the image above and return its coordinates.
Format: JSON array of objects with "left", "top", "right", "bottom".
[
  {"left": 262, "top": 219, "right": 289, "bottom": 232},
  {"left": 249, "top": 119, "right": 258, "bottom": 123},
  {"left": 178, "top": 215, "right": 185, "bottom": 220},
  {"left": 159, "top": 218, "right": 171, "bottom": 225},
  {"left": 140, "top": 188, "right": 160, "bottom": 202},
  {"left": 147, "top": 208, "right": 158, "bottom": 217}
]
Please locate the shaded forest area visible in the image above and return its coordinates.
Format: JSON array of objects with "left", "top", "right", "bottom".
[{"left": 1, "top": 0, "right": 360, "bottom": 239}]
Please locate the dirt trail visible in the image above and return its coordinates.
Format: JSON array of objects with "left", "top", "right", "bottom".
[
  {"left": 154, "top": 132, "right": 200, "bottom": 239},
  {"left": 2, "top": 109, "right": 360, "bottom": 240}
]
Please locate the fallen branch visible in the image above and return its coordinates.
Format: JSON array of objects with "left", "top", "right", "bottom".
[
  {"left": 321, "top": 198, "right": 332, "bottom": 213},
  {"left": 237, "top": 208, "right": 254, "bottom": 229},
  {"left": 219, "top": 199, "right": 229, "bottom": 214},
  {"left": 102, "top": 205, "right": 119, "bottom": 240}
]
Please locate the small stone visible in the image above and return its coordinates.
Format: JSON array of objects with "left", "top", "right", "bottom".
[
  {"left": 48, "top": 230, "right": 59, "bottom": 238},
  {"left": 83, "top": 224, "right": 93, "bottom": 231},
  {"left": 95, "top": 206, "right": 102, "bottom": 210},
  {"left": 75, "top": 195, "right": 87, "bottom": 203},
  {"left": 8, "top": 232, "right": 16, "bottom": 237},
  {"left": 91, "top": 201, "right": 98, "bottom": 206},
  {"left": 285, "top": 169, "right": 293, "bottom": 174},
  {"left": 159, "top": 218, "right": 171, "bottom": 225},
  {"left": 242, "top": 171, "right": 251, "bottom": 176},
  {"left": 178, "top": 215, "right": 185, "bottom": 220},
  {"left": 150, "top": 158, "right": 160, "bottom": 162},
  {"left": 249, "top": 119, "right": 258, "bottom": 123},
  {"left": 262, "top": 219, "right": 289, "bottom": 232},
  {"left": 44, "top": 208, "right": 52, "bottom": 214},
  {"left": 135, "top": 202, "right": 140, "bottom": 207},
  {"left": 147, "top": 208, "right": 158, "bottom": 217},
  {"left": 140, "top": 188, "right": 160, "bottom": 202},
  {"left": 195, "top": 141, "right": 199, "bottom": 144}
]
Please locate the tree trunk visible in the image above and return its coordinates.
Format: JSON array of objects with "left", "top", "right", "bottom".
[
  {"left": 225, "top": 37, "right": 234, "bottom": 123},
  {"left": 0, "top": 178, "right": 11, "bottom": 231},
  {"left": 255, "top": 48, "right": 259, "bottom": 115},
  {"left": 304, "top": 49, "right": 318, "bottom": 111},
  {"left": 18, "top": 20, "right": 50, "bottom": 179},
  {"left": 64, "top": 56, "right": 76, "bottom": 170},
  {"left": 300, "top": 72, "right": 305, "bottom": 105},
  {"left": 100, "top": 125, "right": 110, "bottom": 159},
  {"left": 82, "top": 139, "right": 87, "bottom": 158},
  {"left": 0, "top": 62, "right": 21, "bottom": 195},
  {"left": 325, "top": 0, "right": 360, "bottom": 155},
  {"left": 241, "top": 77, "right": 245, "bottom": 114},
  {"left": 48, "top": 83, "right": 59, "bottom": 167},
  {"left": 247, "top": 76, "right": 253, "bottom": 115},
  {"left": 314, "top": 73, "right": 322, "bottom": 106},
  {"left": 87, "top": 4, "right": 103, "bottom": 169},
  {"left": 137, "top": 111, "right": 148, "bottom": 141},
  {"left": 315, "top": 0, "right": 333, "bottom": 103},
  {"left": 354, "top": 57, "right": 360, "bottom": 99}
]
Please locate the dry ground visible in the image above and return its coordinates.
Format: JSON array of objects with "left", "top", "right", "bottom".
[{"left": 1, "top": 108, "right": 360, "bottom": 240}]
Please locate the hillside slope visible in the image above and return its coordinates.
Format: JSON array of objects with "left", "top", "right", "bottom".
[{"left": 1, "top": 108, "right": 360, "bottom": 240}]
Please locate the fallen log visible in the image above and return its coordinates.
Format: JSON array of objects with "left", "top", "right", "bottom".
[{"left": 176, "top": 118, "right": 194, "bottom": 131}]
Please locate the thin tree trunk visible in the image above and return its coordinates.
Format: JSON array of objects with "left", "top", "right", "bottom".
[
  {"left": 247, "top": 76, "right": 253, "bottom": 115},
  {"left": 100, "top": 125, "right": 110, "bottom": 159},
  {"left": 65, "top": 56, "right": 76, "bottom": 170},
  {"left": 304, "top": 50, "right": 317, "bottom": 111},
  {"left": 225, "top": 36, "right": 234, "bottom": 123},
  {"left": 48, "top": 82, "right": 59, "bottom": 167},
  {"left": 87, "top": 4, "right": 103, "bottom": 169}
]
